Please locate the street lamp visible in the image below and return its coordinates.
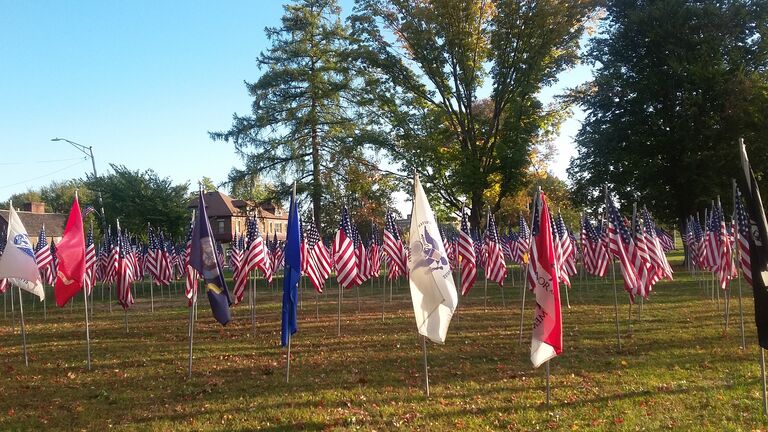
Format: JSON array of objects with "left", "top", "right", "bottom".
[{"left": 51, "top": 137, "right": 106, "bottom": 229}]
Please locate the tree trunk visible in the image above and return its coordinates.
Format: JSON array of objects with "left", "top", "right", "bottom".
[
  {"left": 470, "top": 190, "right": 484, "bottom": 232},
  {"left": 310, "top": 97, "right": 322, "bottom": 228}
]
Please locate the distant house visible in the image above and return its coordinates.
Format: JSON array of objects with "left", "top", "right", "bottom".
[
  {"left": 188, "top": 191, "right": 289, "bottom": 242},
  {"left": 0, "top": 202, "right": 68, "bottom": 246}
]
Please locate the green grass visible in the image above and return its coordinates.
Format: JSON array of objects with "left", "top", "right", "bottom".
[{"left": 1, "top": 251, "right": 767, "bottom": 430}]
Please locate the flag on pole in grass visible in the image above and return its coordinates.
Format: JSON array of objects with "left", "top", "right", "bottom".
[
  {"left": 334, "top": 207, "right": 358, "bottom": 289},
  {"left": 190, "top": 190, "right": 232, "bottom": 326},
  {"left": 735, "top": 186, "right": 752, "bottom": 286},
  {"left": 605, "top": 197, "right": 642, "bottom": 301},
  {"left": 484, "top": 213, "right": 507, "bottom": 286},
  {"left": 115, "top": 228, "right": 135, "bottom": 309},
  {"left": 0, "top": 204, "right": 45, "bottom": 300},
  {"left": 305, "top": 219, "right": 331, "bottom": 292},
  {"left": 281, "top": 186, "right": 300, "bottom": 347},
  {"left": 739, "top": 140, "right": 768, "bottom": 348},
  {"left": 54, "top": 195, "right": 86, "bottom": 307},
  {"left": 84, "top": 225, "right": 96, "bottom": 296},
  {"left": 183, "top": 218, "right": 198, "bottom": 306},
  {"left": 457, "top": 209, "right": 477, "bottom": 296},
  {"left": 34, "top": 225, "right": 55, "bottom": 285},
  {"left": 384, "top": 212, "right": 406, "bottom": 280},
  {"left": 408, "top": 174, "right": 458, "bottom": 344},
  {"left": 527, "top": 190, "right": 562, "bottom": 368}
]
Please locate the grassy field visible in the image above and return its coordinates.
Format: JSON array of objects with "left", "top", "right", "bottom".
[{"left": 1, "top": 250, "right": 768, "bottom": 431}]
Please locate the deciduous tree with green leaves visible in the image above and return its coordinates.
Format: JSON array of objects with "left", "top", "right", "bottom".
[
  {"left": 349, "top": 0, "right": 598, "bottom": 229},
  {"left": 568, "top": 0, "right": 768, "bottom": 228}
]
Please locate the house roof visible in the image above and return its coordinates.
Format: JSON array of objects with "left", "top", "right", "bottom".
[
  {"left": 257, "top": 200, "right": 288, "bottom": 221},
  {"left": 188, "top": 191, "right": 248, "bottom": 217},
  {"left": 0, "top": 210, "right": 68, "bottom": 237}
]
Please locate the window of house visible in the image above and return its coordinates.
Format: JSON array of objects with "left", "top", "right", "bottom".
[
  {"left": 277, "top": 223, "right": 282, "bottom": 233},
  {"left": 269, "top": 222, "right": 273, "bottom": 233},
  {"left": 218, "top": 220, "right": 225, "bottom": 233}
]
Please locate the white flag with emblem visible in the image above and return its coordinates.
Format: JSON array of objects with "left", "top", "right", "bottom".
[
  {"left": 408, "top": 174, "right": 458, "bottom": 344},
  {"left": 0, "top": 204, "right": 45, "bottom": 300}
]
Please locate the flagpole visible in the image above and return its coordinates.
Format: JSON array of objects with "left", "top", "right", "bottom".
[
  {"left": 17, "top": 287, "right": 28, "bottom": 366},
  {"left": 83, "top": 285, "right": 92, "bottom": 371},
  {"left": 337, "top": 278, "right": 342, "bottom": 336},
  {"left": 545, "top": 360, "right": 551, "bottom": 408},
  {"left": 382, "top": 260, "right": 386, "bottom": 322},
  {"left": 611, "top": 260, "right": 622, "bottom": 351},
  {"left": 761, "top": 347, "right": 768, "bottom": 415},
  {"left": 484, "top": 208, "right": 490, "bottom": 311},
  {"left": 422, "top": 335, "right": 430, "bottom": 397},
  {"left": 286, "top": 333, "right": 292, "bottom": 383},
  {"left": 738, "top": 272, "right": 746, "bottom": 349},
  {"left": 251, "top": 270, "right": 256, "bottom": 337},
  {"left": 11, "top": 282, "right": 16, "bottom": 332},
  {"left": 520, "top": 191, "right": 538, "bottom": 346},
  {"left": 187, "top": 287, "right": 196, "bottom": 379}
]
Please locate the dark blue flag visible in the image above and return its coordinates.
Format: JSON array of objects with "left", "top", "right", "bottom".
[
  {"left": 190, "top": 190, "right": 232, "bottom": 326},
  {"left": 281, "top": 188, "right": 301, "bottom": 346}
]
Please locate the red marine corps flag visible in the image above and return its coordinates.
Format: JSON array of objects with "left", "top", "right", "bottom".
[
  {"left": 527, "top": 190, "right": 562, "bottom": 368},
  {"left": 54, "top": 194, "right": 86, "bottom": 307}
]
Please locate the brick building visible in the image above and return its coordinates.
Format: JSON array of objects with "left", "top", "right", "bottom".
[
  {"left": 0, "top": 202, "right": 68, "bottom": 246},
  {"left": 188, "top": 191, "right": 289, "bottom": 243}
]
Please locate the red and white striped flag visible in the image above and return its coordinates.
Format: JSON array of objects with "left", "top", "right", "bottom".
[
  {"left": 304, "top": 220, "right": 331, "bottom": 293},
  {"left": 484, "top": 213, "right": 507, "bottom": 286},
  {"left": 528, "top": 190, "right": 562, "bottom": 367},
  {"left": 384, "top": 212, "right": 406, "bottom": 280},
  {"left": 333, "top": 207, "right": 358, "bottom": 289},
  {"left": 457, "top": 210, "right": 477, "bottom": 296}
]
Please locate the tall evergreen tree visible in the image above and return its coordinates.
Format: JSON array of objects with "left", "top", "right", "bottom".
[
  {"left": 569, "top": 0, "right": 768, "bottom": 227},
  {"left": 211, "top": 0, "right": 375, "bottom": 229}
]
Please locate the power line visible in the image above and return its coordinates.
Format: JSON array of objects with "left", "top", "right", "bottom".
[
  {"left": 0, "top": 156, "right": 87, "bottom": 166},
  {"left": 0, "top": 159, "right": 89, "bottom": 190}
]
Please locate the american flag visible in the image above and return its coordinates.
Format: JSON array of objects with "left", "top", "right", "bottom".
[
  {"left": 333, "top": 207, "right": 358, "bottom": 289},
  {"left": 84, "top": 225, "right": 97, "bottom": 295},
  {"left": 642, "top": 208, "right": 673, "bottom": 281},
  {"left": 304, "top": 220, "right": 331, "bottom": 292},
  {"left": 606, "top": 197, "right": 642, "bottom": 300},
  {"left": 116, "top": 230, "right": 135, "bottom": 309},
  {"left": 230, "top": 233, "right": 243, "bottom": 277},
  {"left": 383, "top": 212, "right": 406, "bottom": 280},
  {"left": 580, "top": 216, "right": 595, "bottom": 275},
  {"left": 247, "top": 215, "right": 272, "bottom": 283},
  {"left": 457, "top": 209, "right": 477, "bottom": 296},
  {"left": 516, "top": 214, "right": 531, "bottom": 265},
  {"left": 705, "top": 206, "right": 721, "bottom": 272},
  {"left": 484, "top": 213, "right": 507, "bottom": 286},
  {"left": 353, "top": 224, "right": 370, "bottom": 285},
  {"left": 368, "top": 227, "right": 381, "bottom": 279},
  {"left": 714, "top": 202, "right": 735, "bottom": 289},
  {"left": 146, "top": 227, "right": 162, "bottom": 284},
  {"left": 735, "top": 187, "right": 752, "bottom": 286},
  {"left": 184, "top": 220, "right": 198, "bottom": 306},
  {"left": 582, "top": 217, "right": 609, "bottom": 277},
  {"left": 630, "top": 209, "right": 656, "bottom": 293},
  {"left": 555, "top": 213, "right": 577, "bottom": 283},
  {"left": 34, "top": 225, "right": 55, "bottom": 285},
  {"left": 655, "top": 227, "right": 675, "bottom": 251}
]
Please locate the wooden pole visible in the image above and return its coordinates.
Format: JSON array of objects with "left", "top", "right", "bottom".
[
  {"left": 611, "top": 261, "right": 622, "bottom": 351},
  {"left": 286, "top": 333, "right": 292, "bottom": 383},
  {"left": 187, "top": 288, "right": 196, "bottom": 379},
  {"left": 545, "top": 360, "right": 551, "bottom": 408}
]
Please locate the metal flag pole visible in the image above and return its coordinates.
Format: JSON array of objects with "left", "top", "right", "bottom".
[
  {"left": 382, "top": 260, "right": 387, "bottom": 322},
  {"left": 456, "top": 255, "right": 462, "bottom": 326},
  {"left": 520, "top": 190, "right": 538, "bottom": 345},
  {"left": 187, "top": 286, "right": 197, "bottom": 379},
  {"left": 11, "top": 283, "right": 16, "bottom": 332},
  {"left": 738, "top": 270, "right": 746, "bottom": 349},
  {"left": 422, "top": 335, "right": 430, "bottom": 397},
  {"left": 17, "top": 287, "right": 29, "bottom": 366},
  {"left": 83, "top": 284, "right": 92, "bottom": 371},
  {"left": 337, "top": 278, "right": 342, "bottom": 336},
  {"left": 484, "top": 208, "right": 490, "bottom": 311},
  {"left": 356, "top": 284, "right": 361, "bottom": 314},
  {"left": 628, "top": 298, "right": 633, "bottom": 335},
  {"left": 43, "top": 294, "right": 46, "bottom": 320},
  {"left": 732, "top": 178, "right": 747, "bottom": 348},
  {"left": 286, "top": 333, "right": 292, "bottom": 383},
  {"left": 251, "top": 270, "right": 256, "bottom": 337},
  {"left": 3, "top": 287, "right": 6, "bottom": 320},
  {"left": 611, "top": 261, "right": 622, "bottom": 351},
  {"left": 315, "top": 285, "right": 319, "bottom": 320},
  {"left": 545, "top": 360, "right": 551, "bottom": 408},
  {"left": 761, "top": 347, "right": 768, "bottom": 416}
]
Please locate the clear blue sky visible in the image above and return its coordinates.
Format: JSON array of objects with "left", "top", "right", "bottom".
[{"left": 0, "top": 1, "right": 590, "bottom": 213}]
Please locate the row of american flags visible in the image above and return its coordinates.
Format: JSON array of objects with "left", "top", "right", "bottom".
[{"left": 0, "top": 199, "right": 678, "bottom": 310}]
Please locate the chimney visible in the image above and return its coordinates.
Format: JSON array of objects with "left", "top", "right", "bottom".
[{"left": 22, "top": 202, "right": 46, "bottom": 214}]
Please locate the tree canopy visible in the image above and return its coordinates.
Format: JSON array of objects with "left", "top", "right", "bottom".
[
  {"left": 86, "top": 164, "right": 190, "bottom": 239},
  {"left": 348, "top": 0, "right": 598, "bottom": 229},
  {"left": 568, "top": 0, "right": 768, "bottom": 226}
]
